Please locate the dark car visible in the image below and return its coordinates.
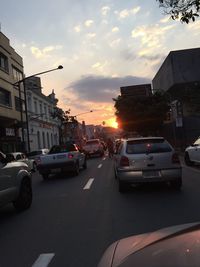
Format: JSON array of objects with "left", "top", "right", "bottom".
[{"left": 98, "top": 222, "right": 200, "bottom": 267}]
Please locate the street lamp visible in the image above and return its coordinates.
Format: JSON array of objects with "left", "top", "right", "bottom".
[
  {"left": 13, "top": 65, "right": 63, "bottom": 152},
  {"left": 71, "top": 110, "right": 93, "bottom": 118}
]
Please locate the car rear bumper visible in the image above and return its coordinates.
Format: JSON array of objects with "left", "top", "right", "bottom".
[
  {"left": 37, "top": 161, "right": 75, "bottom": 174},
  {"left": 116, "top": 168, "right": 182, "bottom": 183}
]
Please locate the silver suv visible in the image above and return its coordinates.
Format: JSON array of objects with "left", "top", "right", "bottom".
[
  {"left": 114, "top": 137, "right": 182, "bottom": 192},
  {"left": 0, "top": 151, "right": 32, "bottom": 211}
]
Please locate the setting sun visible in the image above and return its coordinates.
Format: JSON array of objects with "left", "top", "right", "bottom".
[{"left": 107, "top": 118, "right": 118, "bottom": 128}]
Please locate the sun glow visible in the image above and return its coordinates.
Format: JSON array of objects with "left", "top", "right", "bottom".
[{"left": 107, "top": 118, "right": 118, "bottom": 128}]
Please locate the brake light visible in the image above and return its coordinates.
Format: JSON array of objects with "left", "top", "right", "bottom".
[
  {"left": 68, "top": 153, "right": 74, "bottom": 159},
  {"left": 120, "top": 156, "right": 129, "bottom": 166},
  {"left": 172, "top": 153, "right": 180, "bottom": 164}
]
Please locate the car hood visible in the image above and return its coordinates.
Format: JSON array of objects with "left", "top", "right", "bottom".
[
  {"left": 98, "top": 222, "right": 200, "bottom": 267},
  {"left": 6, "top": 161, "right": 29, "bottom": 169}
]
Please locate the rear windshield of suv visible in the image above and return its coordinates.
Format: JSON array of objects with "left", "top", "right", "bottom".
[
  {"left": 49, "top": 144, "right": 77, "bottom": 154},
  {"left": 86, "top": 140, "right": 99, "bottom": 145},
  {"left": 126, "top": 139, "right": 172, "bottom": 154}
]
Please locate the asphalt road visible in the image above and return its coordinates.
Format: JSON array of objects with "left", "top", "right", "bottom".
[{"left": 0, "top": 155, "right": 200, "bottom": 267}]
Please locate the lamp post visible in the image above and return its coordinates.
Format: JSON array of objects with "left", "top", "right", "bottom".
[{"left": 13, "top": 65, "right": 63, "bottom": 153}]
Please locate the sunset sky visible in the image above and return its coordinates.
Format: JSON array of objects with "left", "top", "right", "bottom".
[{"left": 1, "top": 0, "right": 200, "bottom": 127}]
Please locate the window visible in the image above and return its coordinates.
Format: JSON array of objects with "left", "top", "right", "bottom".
[
  {"left": 126, "top": 139, "right": 172, "bottom": 154},
  {"left": 34, "top": 100, "right": 38, "bottom": 113},
  {"left": 27, "top": 96, "right": 32, "bottom": 111},
  {"left": 47, "top": 132, "right": 50, "bottom": 148},
  {"left": 12, "top": 66, "right": 23, "bottom": 82},
  {"left": 42, "top": 132, "right": 46, "bottom": 148},
  {"left": 39, "top": 102, "right": 43, "bottom": 115},
  {"left": 0, "top": 53, "right": 9, "bottom": 72},
  {"left": 15, "top": 96, "right": 25, "bottom": 112},
  {"left": 37, "top": 131, "right": 41, "bottom": 149},
  {"left": 0, "top": 87, "right": 11, "bottom": 107},
  {"left": 49, "top": 144, "right": 77, "bottom": 154}
]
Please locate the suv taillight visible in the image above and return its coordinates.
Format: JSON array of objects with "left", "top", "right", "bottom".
[
  {"left": 172, "top": 153, "right": 180, "bottom": 164},
  {"left": 120, "top": 156, "right": 129, "bottom": 166}
]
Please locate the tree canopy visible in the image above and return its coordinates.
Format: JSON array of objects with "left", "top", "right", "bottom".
[
  {"left": 157, "top": 0, "right": 200, "bottom": 23},
  {"left": 113, "top": 91, "right": 170, "bottom": 136}
]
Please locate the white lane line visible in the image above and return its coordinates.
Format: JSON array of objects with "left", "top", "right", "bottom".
[
  {"left": 83, "top": 178, "right": 94, "bottom": 190},
  {"left": 98, "top": 164, "right": 103, "bottom": 168},
  {"left": 32, "top": 254, "right": 55, "bottom": 267},
  {"left": 102, "top": 157, "right": 106, "bottom": 161}
]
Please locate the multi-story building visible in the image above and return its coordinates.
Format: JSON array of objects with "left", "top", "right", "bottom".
[
  {"left": 25, "top": 77, "right": 60, "bottom": 152},
  {"left": 0, "top": 31, "right": 26, "bottom": 153},
  {"left": 152, "top": 47, "right": 200, "bottom": 147}
]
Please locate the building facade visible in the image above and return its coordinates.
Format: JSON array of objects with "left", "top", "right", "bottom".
[
  {"left": 25, "top": 77, "right": 60, "bottom": 152},
  {"left": 0, "top": 32, "right": 26, "bottom": 153},
  {"left": 152, "top": 47, "right": 200, "bottom": 147}
]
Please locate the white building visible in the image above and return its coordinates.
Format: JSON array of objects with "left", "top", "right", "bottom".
[{"left": 25, "top": 77, "right": 60, "bottom": 152}]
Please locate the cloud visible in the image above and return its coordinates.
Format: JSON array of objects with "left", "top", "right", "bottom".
[
  {"left": 131, "top": 24, "right": 175, "bottom": 48},
  {"left": 74, "top": 25, "right": 81, "bottom": 32},
  {"left": 101, "top": 6, "right": 110, "bottom": 16},
  {"left": 30, "top": 45, "right": 62, "bottom": 59},
  {"left": 112, "top": 27, "right": 119, "bottom": 33},
  {"left": 66, "top": 75, "right": 151, "bottom": 103},
  {"left": 85, "top": 20, "right": 94, "bottom": 27},
  {"left": 87, "top": 33, "right": 96, "bottom": 38},
  {"left": 118, "top": 6, "right": 141, "bottom": 19},
  {"left": 121, "top": 48, "right": 164, "bottom": 62},
  {"left": 109, "top": 38, "right": 121, "bottom": 48}
]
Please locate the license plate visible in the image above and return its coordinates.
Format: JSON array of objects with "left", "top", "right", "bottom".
[
  {"left": 51, "top": 168, "right": 61, "bottom": 173},
  {"left": 143, "top": 170, "right": 160, "bottom": 178}
]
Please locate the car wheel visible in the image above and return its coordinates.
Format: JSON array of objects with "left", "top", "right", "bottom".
[
  {"left": 170, "top": 179, "right": 182, "bottom": 190},
  {"left": 13, "top": 178, "right": 32, "bottom": 212},
  {"left": 184, "top": 152, "right": 194, "bottom": 166},
  {"left": 83, "top": 158, "right": 87, "bottom": 170},
  {"left": 119, "top": 181, "right": 128, "bottom": 193},
  {"left": 73, "top": 162, "right": 80, "bottom": 176},
  {"left": 42, "top": 174, "right": 49, "bottom": 180}
]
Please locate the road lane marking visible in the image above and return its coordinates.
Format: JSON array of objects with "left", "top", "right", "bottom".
[
  {"left": 102, "top": 157, "right": 106, "bottom": 160},
  {"left": 32, "top": 254, "right": 55, "bottom": 267},
  {"left": 98, "top": 164, "right": 102, "bottom": 168},
  {"left": 83, "top": 178, "right": 94, "bottom": 190}
]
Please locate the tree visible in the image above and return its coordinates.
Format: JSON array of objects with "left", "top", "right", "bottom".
[
  {"left": 157, "top": 0, "right": 200, "bottom": 23},
  {"left": 113, "top": 91, "right": 170, "bottom": 136}
]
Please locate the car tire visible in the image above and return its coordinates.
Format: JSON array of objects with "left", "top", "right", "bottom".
[
  {"left": 119, "top": 181, "right": 128, "bottom": 193},
  {"left": 13, "top": 178, "right": 32, "bottom": 212},
  {"left": 73, "top": 162, "right": 80, "bottom": 176},
  {"left": 83, "top": 158, "right": 87, "bottom": 170},
  {"left": 184, "top": 152, "right": 194, "bottom": 166},
  {"left": 42, "top": 173, "right": 49, "bottom": 180},
  {"left": 170, "top": 179, "right": 182, "bottom": 190}
]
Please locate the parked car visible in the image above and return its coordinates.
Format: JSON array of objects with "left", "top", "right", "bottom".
[
  {"left": 185, "top": 137, "right": 200, "bottom": 166},
  {"left": 6, "top": 152, "right": 36, "bottom": 172},
  {"left": 0, "top": 151, "right": 32, "bottom": 211},
  {"left": 37, "top": 143, "right": 87, "bottom": 180},
  {"left": 26, "top": 149, "right": 49, "bottom": 168},
  {"left": 83, "top": 139, "right": 104, "bottom": 157},
  {"left": 114, "top": 137, "right": 182, "bottom": 192},
  {"left": 98, "top": 222, "right": 200, "bottom": 267}
]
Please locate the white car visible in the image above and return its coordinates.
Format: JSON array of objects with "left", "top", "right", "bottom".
[
  {"left": 0, "top": 151, "right": 32, "bottom": 211},
  {"left": 83, "top": 139, "right": 104, "bottom": 157},
  {"left": 6, "top": 152, "right": 36, "bottom": 172},
  {"left": 185, "top": 137, "right": 200, "bottom": 165},
  {"left": 114, "top": 137, "right": 182, "bottom": 192}
]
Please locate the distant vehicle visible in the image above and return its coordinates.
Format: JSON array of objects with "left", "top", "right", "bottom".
[
  {"left": 185, "top": 137, "right": 200, "bottom": 166},
  {"left": 26, "top": 149, "right": 49, "bottom": 168},
  {"left": 114, "top": 137, "right": 182, "bottom": 192},
  {"left": 83, "top": 139, "right": 104, "bottom": 157},
  {"left": 6, "top": 152, "right": 36, "bottom": 172},
  {"left": 98, "top": 222, "right": 200, "bottom": 267},
  {"left": 0, "top": 151, "right": 32, "bottom": 211},
  {"left": 37, "top": 143, "right": 87, "bottom": 180}
]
